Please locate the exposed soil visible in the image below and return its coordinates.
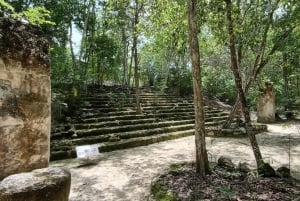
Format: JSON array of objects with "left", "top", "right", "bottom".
[
  {"left": 151, "top": 163, "right": 300, "bottom": 201},
  {"left": 51, "top": 122, "right": 300, "bottom": 201}
]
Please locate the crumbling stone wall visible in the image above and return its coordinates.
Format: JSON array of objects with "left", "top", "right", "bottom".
[
  {"left": 257, "top": 82, "right": 276, "bottom": 123},
  {"left": 0, "top": 18, "right": 50, "bottom": 180}
]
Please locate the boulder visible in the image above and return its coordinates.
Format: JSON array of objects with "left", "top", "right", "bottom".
[
  {"left": 217, "top": 156, "right": 235, "bottom": 171},
  {"left": 276, "top": 166, "right": 290, "bottom": 178},
  {"left": 237, "top": 162, "right": 251, "bottom": 173},
  {"left": 0, "top": 167, "right": 71, "bottom": 201}
]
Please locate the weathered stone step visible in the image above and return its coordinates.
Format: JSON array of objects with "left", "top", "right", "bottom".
[
  {"left": 288, "top": 104, "right": 300, "bottom": 110},
  {"left": 143, "top": 107, "right": 195, "bottom": 114},
  {"left": 81, "top": 107, "right": 134, "bottom": 113},
  {"left": 81, "top": 103, "right": 134, "bottom": 109},
  {"left": 142, "top": 108, "right": 225, "bottom": 116},
  {"left": 51, "top": 124, "right": 195, "bottom": 151},
  {"left": 81, "top": 98, "right": 193, "bottom": 105},
  {"left": 74, "top": 119, "right": 194, "bottom": 138},
  {"left": 98, "top": 129, "right": 195, "bottom": 152},
  {"left": 51, "top": 115, "right": 227, "bottom": 141},
  {"left": 79, "top": 112, "right": 194, "bottom": 124},
  {"left": 82, "top": 94, "right": 185, "bottom": 101},
  {"left": 82, "top": 110, "right": 137, "bottom": 118},
  {"left": 82, "top": 102, "right": 195, "bottom": 109},
  {"left": 79, "top": 109, "right": 228, "bottom": 123},
  {"left": 50, "top": 129, "right": 195, "bottom": 161},
  {"left": 73, "top": 118, "right": 159, "bottom": 130},
  {"left": 81, "top": 114, "right": 150, "bottom": 123},
  {"left": 80, "top": 107, "right": 224, "bottom": 117}
]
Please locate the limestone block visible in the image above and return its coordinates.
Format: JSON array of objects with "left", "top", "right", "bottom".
[
  {"left": 0, "top": 18, "right": 50, "bottom": 180},
  {"left": 257, "top": 83, "right": 276, "bottom": 123},
  {"left": 0, "top": 167, "right": 71, "bottom": 201}
]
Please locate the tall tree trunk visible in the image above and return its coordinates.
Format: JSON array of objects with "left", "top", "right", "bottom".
[
  {"left": 128, "top": 45, "right": 134, "bottom": 87},
  {"left": 224, "top": 0, "right": 264, "bottom": 168},
  {"left": 188, "top": 0, "right": 209, "bottom": 178},
  {"left": 84, "top": 1, "right": 96, "bottom": 94},
  {"left": 283, "top": 53, "right": 290, "bottom": 102},
  {"left": 223, "top": 95, "right": 240, "bottom": 128},
  {"left": 68, "top": 20, "right": 76, "bottom": 81},
  {"left": 133, "top": 0, "right": 141, "bottom": 114},
  {"left": 122, "top": 27, "right": 129, "bottom": 86},
  {"left": 297, "top": 76, "right": 300, "bottom": 96},
  {"left": 78, "top": 0, "right": 93, "bottom": 82}
]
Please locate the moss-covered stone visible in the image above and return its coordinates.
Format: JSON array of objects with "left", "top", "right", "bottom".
[
  {"left": 258, "top": 162, "right": 276, "bottom": 177},
  {"left": 0, "top": 167, "right": 71, "bottom": 201}
]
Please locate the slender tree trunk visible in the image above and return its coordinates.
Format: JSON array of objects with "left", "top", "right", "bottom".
[
  {"left": 122, "top": 27, "right": 129, "bottom": 86},
  {"left": 78, "top": 0, "right": 92, "bottom": 81},
  {"left": 224, "top": 0, "right": 264, "bottom": 167},
  {"left": 133, "top": 0, "right": 141, "bottom": 114},
  {"left": 283, "top": 53, "right": 290, "bottom": 101},
  {"left": 223, "top": 0, "right": 280, "bottom": 128},
  {"left": 297, "top": 76, "right": 300, "bottom": 96},
  {"left": 68, "top": 20, "right": 76, "bottom": 81},
  {"left": 188, "top": 0, "right": 209, "bottom": 178},
  {"left": 128, "top": 45, "right": 134, "bottom": 87},
  {"left": 223, "top": 95, "right": 240, "bottom": 128}
]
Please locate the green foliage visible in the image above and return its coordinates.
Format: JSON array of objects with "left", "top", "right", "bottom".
[
  {"left": 107, "top": 93, "right": 117, "bottom": 105},
  {"left": 167, "top": 68, "right": 193, "bottom": 97},
  {"left": 50, "top": 45, "right": 73, "bottom": 84},
  {"left": 12, "top": 6, "right": 55, "bottom": 25},
  {"left": 4, "top": 0, "right": 294, "bottom": 112},
  {"left": 202, "top": 66, "right": 236, "bottom": 103},
  {"left": 251, "top": 192, "right": 258, "bottom": 200},
  {"left": 0, "top": 0, "right": 14, "bottom": 12},
  {"left": 0, "top": 1, "right": 54, "bottom": 25},
  {"left": 151, "top": 181, "right": 178, "bottom": 201},
  {"left": 218, "top": 184, "right": 237, "bottom": 200},
  {"left": 92, "top": 33, "right": 122, "bottom": 84}
]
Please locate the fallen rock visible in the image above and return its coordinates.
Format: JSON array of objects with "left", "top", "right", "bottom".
[
  {"left": 0, "top": 167, "right": 71, "bottom": 201},
  {"left": 276, "top": 166, "right": 290, "bottom": 178},
  {"left": 217, "top": 156, "right": 235, "bottom": 170},
  {"left": 237, "top": 162, "right": 251, "bottom": 173}
]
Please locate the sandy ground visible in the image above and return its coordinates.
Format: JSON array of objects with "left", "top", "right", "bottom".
[{"left": 51, "top": 123, "right": 300, "bottom": 201}]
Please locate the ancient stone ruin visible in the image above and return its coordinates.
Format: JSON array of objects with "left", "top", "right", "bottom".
[
  {"left": 0, "top": 17, "right": 51, "bottom": 180},
  {"left": 0, "top": 17, "right": 71, "bottom": 201},
  {"left": 257, "top": 82, "right": 276, "bottom": 123}
]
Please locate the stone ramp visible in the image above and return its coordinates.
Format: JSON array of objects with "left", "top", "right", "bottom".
[{"left": 50, "top": 86, "right": 239, "bottom": 161}]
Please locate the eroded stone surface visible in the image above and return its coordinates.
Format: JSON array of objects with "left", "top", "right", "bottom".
[
  {"left": 0, "top": 167, "right": 71, "bottom": 201},
  {"left": 0, "top": 18, "right": 50, "bottom": 180},
  {"left": 257, "top": 83, "right": 276, "bottom": 123}
]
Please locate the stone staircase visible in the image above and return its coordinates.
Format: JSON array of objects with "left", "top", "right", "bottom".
[{"left": 50, "top": 86, "right": 236, "bottom": 161}]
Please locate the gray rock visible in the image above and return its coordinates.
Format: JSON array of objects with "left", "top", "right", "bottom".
[
  {"left": 217, "top": 156, "right": 235, "bottom": 170},
  {"left": 0, "top": 167, "right": 71, "bottom": 201},
  {"left": 238, "top": 162, "right": 251, "bottom": 173},
  {"left": 276, "top": 166, "right": 290, "bottom": 178}
]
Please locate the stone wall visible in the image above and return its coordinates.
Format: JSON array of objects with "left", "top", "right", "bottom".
[{"left": 0, "top": 18, "right": 50, "bottom": 180}]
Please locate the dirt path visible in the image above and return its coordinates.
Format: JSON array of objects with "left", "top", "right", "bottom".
[{"left": 51, "top": 123, "right": 300, "bottom": 201}]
